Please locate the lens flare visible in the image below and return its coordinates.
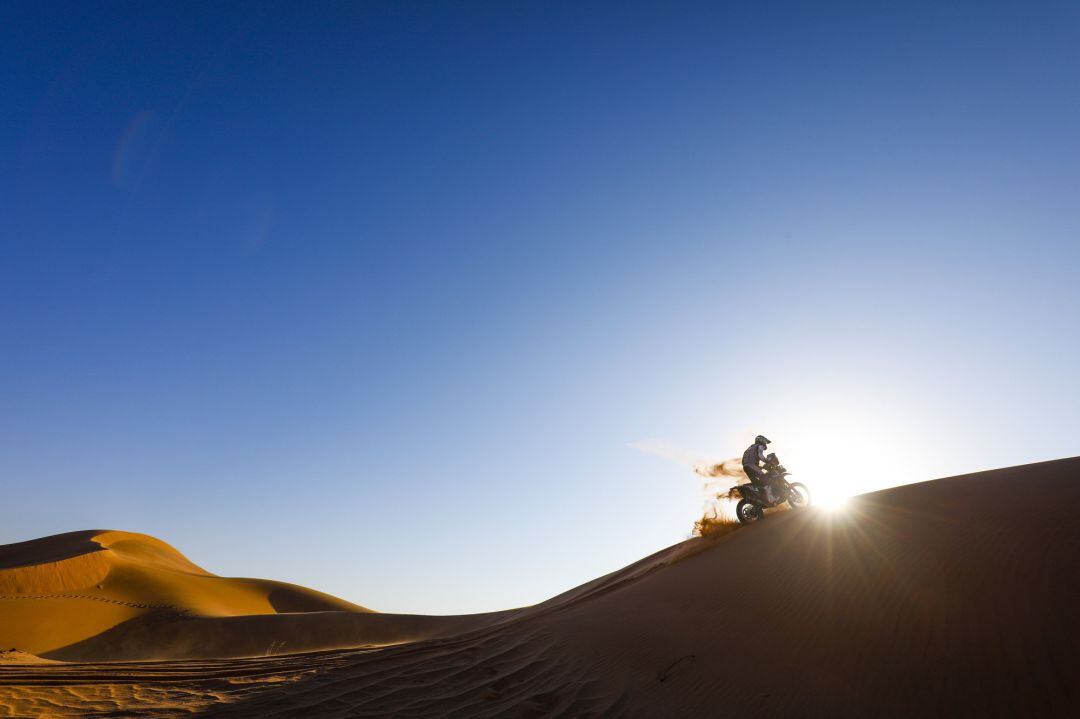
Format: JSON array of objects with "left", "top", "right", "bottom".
[{"left": 112, "top": 110, "right": 160, "bottom": 189}]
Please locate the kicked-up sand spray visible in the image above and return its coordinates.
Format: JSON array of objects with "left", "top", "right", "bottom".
[{"left": 630, "top": 440, "right": 749, "bottom": 535}]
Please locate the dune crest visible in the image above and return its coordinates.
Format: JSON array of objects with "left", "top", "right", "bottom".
[
  {"left": 0, "top": 529, "right": 386, "bottom": 660},
  {"left": 0, "top": 530, "right": 211, "bottom": 596}
]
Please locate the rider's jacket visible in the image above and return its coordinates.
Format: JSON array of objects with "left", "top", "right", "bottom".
[{"left": 742, "top": 442, "right": 766, "bottom": 468}]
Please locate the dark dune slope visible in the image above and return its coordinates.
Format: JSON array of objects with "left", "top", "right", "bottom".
[{"left": 1, "top": 458, "right": 1077, "bottom": 718}]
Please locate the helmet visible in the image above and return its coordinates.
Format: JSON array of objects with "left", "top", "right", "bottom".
[{"left": 755, "top": 435, "right": 771, "bottom": 446}]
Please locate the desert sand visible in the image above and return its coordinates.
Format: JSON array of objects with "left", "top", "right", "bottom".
[{"left": 0, "top": 457, "right": 1077, "bottom": 717}]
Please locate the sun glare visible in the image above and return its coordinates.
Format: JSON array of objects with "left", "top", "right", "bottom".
[
  {"left": 815, "top": 492, "right": 849, "bottom": 511},
  {"left": 767, "top": 413, "right": 911, "bottom": 511}
]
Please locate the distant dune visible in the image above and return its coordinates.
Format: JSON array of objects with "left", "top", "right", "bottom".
[
  {"left": 0, "top": 530, "right": 499, "bottom": 663},
  {"left": 0, "top": 458, "right": 1077, "bottom": 717}
]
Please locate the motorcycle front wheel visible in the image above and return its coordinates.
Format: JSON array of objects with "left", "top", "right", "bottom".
[
  {"left": 736, "top": 499, "right": 764, "bottom": 524},
  {"left": 787, "top": 482, "right": 811, "bottom": 509}
]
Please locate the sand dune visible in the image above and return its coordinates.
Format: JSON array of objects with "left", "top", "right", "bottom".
[
  {"left": 0, "top": 458, "right": 1077, "bottom": 717},
  {"left": 0, "top": 530, "right": 501, "bottom": 664}
]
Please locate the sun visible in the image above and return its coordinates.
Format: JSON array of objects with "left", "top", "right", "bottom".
[
  {"left": 798, "top": 472, "right": 852, "bottom": 510},
  {"left": 768, "top": 416, "right": 909, "bottom": 511},
  {"left": 814, "top": 491, "right": 849, "bottom": 511}
]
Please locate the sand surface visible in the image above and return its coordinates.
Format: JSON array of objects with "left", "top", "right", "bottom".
[{"left": 0, "top": 458, "right": 1077, "bottom": 717}]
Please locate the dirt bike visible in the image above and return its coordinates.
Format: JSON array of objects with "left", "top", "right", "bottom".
[{"left": 733, "top": 453, "right": 811, "bottom": 524}]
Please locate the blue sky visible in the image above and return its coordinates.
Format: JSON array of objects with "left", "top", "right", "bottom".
[{"left": 2, "top": 1, "right": 1078, "bottom": 614}]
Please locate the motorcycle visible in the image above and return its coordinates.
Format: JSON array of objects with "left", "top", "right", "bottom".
[{"left": 733, "top": 453, "right": 811, "bottom": 524}]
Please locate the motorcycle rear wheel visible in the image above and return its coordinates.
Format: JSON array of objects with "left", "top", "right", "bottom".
[
  {"left": 787, "top": 482, "right": 811, "bottom": 509},
  {"left": 736, "top": 499, "right": 764, "bottom": 524}
]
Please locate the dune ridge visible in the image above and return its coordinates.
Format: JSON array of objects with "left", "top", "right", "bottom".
[
  {"left": 0, "top": 458, "right": 1077, "bottom": 717},
  {"left": 0, "top": 529, "right": 386, "bottom": 661}
]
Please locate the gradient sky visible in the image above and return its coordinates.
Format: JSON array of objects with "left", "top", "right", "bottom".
[{"left": 3, "top": 1, "right": 1079, "bottom": 614}]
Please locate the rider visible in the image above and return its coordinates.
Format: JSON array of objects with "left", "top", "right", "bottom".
[{"left": 742, "top": 435, "right": 775, "bottom": 501}]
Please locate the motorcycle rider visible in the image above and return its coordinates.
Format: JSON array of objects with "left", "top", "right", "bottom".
[{"left": 742, "top": 435, "right": 776, "bottom": 502}]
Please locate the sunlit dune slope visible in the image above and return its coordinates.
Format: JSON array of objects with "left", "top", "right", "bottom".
[
  {"left": 0, "top": 529, "right": 512, "bottom": 663},
  {"left": 0, "top": 458, "right": 1077, "bottom": 718},
  {"left": 0, "top": 529, "right": 385, "bottom": 659}
]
